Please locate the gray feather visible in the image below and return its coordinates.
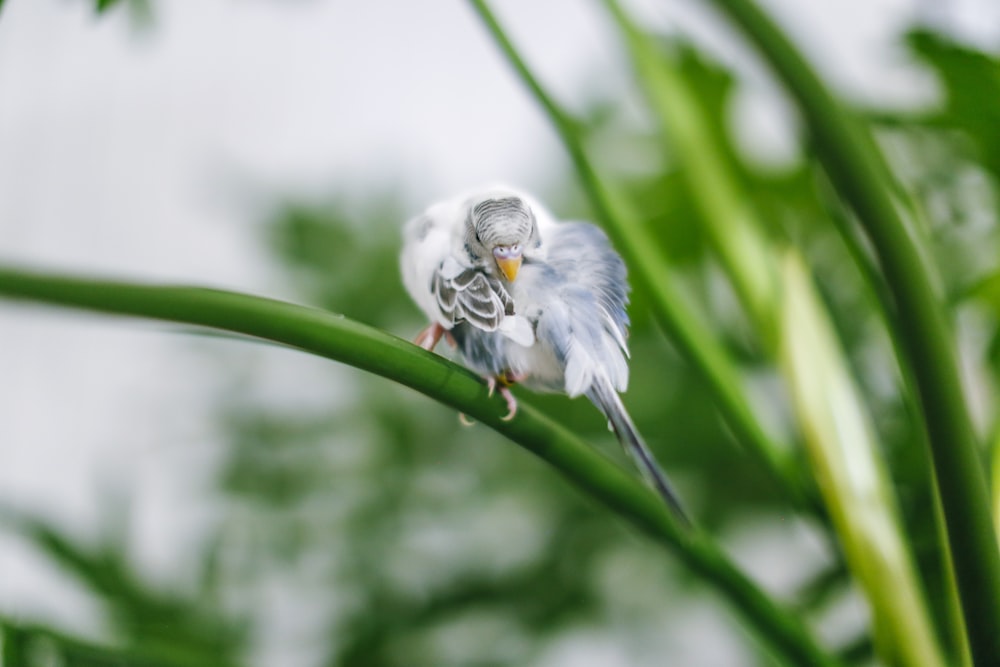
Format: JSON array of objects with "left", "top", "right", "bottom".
[
  {"left": 461, "top": 194, "right": 541, "bottom": 267},
  {"left": 588, "top": 378, "right": 690, "bottom": 525},
  {"left": 432, "top": 267, "right": 513, "bottom": 331},
  {"left": 470, "top": 197, "right": 534, "bottom": 247}
]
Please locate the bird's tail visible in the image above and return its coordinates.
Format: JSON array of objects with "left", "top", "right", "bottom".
[{"left": 588, "top": 379, "right": 691, "bottom": 526}]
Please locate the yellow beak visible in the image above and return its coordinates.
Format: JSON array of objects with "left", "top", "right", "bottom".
[{"left": 495, "top": 256, "right": 522, "bottom": 282}]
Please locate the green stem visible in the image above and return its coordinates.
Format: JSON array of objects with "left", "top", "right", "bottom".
[
  {"left": 779, "top": 255, "right": 947, "bottom": 667},
  {"left": 468, "top": 0, "right": 812, "bottom": 515},
  {"left": 0, "top": 265, "right": 843, "bottom": 667},
  {"left": 701, "top": 0, "right": 1000, "bottom": 663},
  {"left": 993, "top": 427, "right": 1000, "bottom": 541},
  {"left": 601, "top": 4, "right": 947, "bottom": 664},
  {"left": 818, "top": 161, "right": 970, "bottom": 667},
  {"left": 601, "top": 0, "right": 778, "bottom": 336}
]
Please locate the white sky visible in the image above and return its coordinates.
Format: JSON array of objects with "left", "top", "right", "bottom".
[{"left": 0, "top": 0, "right": 996, "bottom": 664}]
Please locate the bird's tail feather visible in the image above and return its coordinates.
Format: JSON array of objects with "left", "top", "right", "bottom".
[{"left": 588, "top": 379, "right": 691, "bottom": 526}]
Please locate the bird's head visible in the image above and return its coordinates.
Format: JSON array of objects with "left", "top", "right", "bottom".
[{"left": 465, "top": 193, "right": 540, "bottom": 282}]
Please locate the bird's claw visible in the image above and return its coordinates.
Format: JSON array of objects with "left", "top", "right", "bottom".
[
  {"left": 413, "top": 325, "right": 439, "bottom": 351},
  {"left": 485, "top": 374, "right": 520, "bottom": 421},
  {"left": 414, "top": 323, "right": 456, "bottom": 351},
  {"left": 498, "top": 386, "right": 517, "bottom": 421},
  {"left": 414, "top": 323, "right": 445, "bottom": 351}
]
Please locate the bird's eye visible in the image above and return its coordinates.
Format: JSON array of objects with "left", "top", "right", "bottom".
[{"left": 511, "top": 244, "right": 520, "bottom": 253}]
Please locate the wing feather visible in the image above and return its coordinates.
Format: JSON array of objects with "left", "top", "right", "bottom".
[
  {"left": 543, "top": 223, "right": 630, "bottom": 354},
  {"left": 433, "top": 266, "right": 514, "bottom": 332},
  {"left": 531, "top": 222, "right": 631, "bottom": 395}
]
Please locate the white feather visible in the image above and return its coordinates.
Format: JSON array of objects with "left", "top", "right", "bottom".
[
  {"left": 499, "top": 315, "right": 535, "bottom": 347},
  {"left": 400, "top": 212, "right": 454, "bottom": 328},
  {"left": 563, "top": 340, "right": 593, "bottom": 398}
]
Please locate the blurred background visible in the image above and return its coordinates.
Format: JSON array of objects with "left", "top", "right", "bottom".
[{"left": 1, "top": 1, "right": 999, "bottom": 665}]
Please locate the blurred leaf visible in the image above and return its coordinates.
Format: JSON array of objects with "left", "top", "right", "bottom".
[
  {"left": 267, "top": 195, "right": 409, "bottom": 330},
  {"left": 779, "top": 254, "right": 947, "bottom": 667},
  {"left": 907, "top": 30, "right": 1000, "bottom": 182},
  {"left": 95, "top": 0, "right": 125, "bottom": 11},
  {"left": 0, "top": 507, "right": 244, "bottom": 666},
  {"left": 91, "top": 0, "right": 154, "bottom": 27},
  {"left": 0, "top": 617, "right": 205, "bottom": 667}
]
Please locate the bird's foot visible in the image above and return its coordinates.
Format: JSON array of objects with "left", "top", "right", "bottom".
[
  {"left": 486, "top": 372, "right": 527, "bottom": 421},
  {"left": 503, "top": 370, "right": 529, "bottom": 384},
  {"left": 414, "top": 322, "right": 450, "bottom": 351}
]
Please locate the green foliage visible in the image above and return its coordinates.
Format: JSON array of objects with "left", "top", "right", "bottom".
[
  {"left": 94, "top": 0, "right": 123, "bottom": 12},
  {"left": 0, "top": 507, "right": 243, "bottom": 667},
  {"left": 907, "top": 30, "right": 1000, "bottom": 183},
  {"left": 90, "top": 0, "right": 153, "bottom": 25}
]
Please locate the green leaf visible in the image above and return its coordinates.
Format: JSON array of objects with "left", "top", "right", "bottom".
[
  {"left": 95, "top": 0, "right": 125, "bottom": 13},
  {"left": 907, "top": 30, "right": 1000, "bottom": 182}
]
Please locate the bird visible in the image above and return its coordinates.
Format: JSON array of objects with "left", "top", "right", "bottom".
[{"left": 400, "top": 186, "right": 689, "bottom": 524}]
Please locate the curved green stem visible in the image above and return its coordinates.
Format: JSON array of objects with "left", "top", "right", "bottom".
[
  {"left": 700, "top": 0, "right": 1000, "bottom": 663},
  {"left": 468, "top": 0, "right": 812, "bottom": 516},
  {"left": 0, "top": 264, "right": 842, "bottom": 667}
]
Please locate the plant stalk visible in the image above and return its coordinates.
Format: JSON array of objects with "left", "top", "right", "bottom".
[
  {"left": 0, "top": 264, "right": 844, "bottom": 667},
  {"left": 700, "top": 0, "right": 1000, "bottom": 662}
]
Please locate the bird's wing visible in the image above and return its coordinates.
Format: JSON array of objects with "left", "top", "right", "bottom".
[
  {"left": 521, "top": 223, "right": 688, "bottom": 522},
  {"left": 543, "top": 222, "right": 630, "bottom": 349},
  {"left": 432, "top": 260, "right": 514, "bottom": 332},
  {"left": 537, "top": 222, "right": 631, "bottom": 394}
]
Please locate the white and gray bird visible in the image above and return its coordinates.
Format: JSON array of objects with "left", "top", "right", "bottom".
[{"left": 400, "top": 186, "right": 689, "bottom": 522}]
